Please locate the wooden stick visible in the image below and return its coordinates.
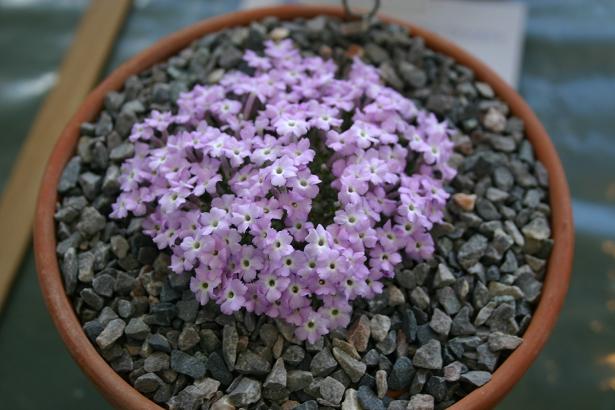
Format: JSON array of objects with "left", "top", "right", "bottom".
[{"left": 0, "top": 0, "right": 132, "bottom": 310}]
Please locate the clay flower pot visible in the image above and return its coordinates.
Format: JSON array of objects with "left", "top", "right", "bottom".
[{"left": 35, "top": 5, "right": 574, "bottom": 410}]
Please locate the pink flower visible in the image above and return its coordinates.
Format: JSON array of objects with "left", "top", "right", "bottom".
[
  {"left": 190, "top": 266, "right": 221, "bottom": 305},
  {"left": 369, "top": 245, "right": 402, "bottom": 274},
  {"left": 269, "top": 156, "right": 297, "bottom": 187},
  {"left": 180, "top": 235, "right": 206, "bottom": 266},
  {"left": 291, "top": 170, "right": 320, "bottom": 199},
  {"left": 200, "top": 208, "right": 229, "bottom": 235},
  {"left": 319, "top": 297, "right": 352, "bottom": 330},
  {"left": 244, "top": 49, "right": 271, "bottom": 70},
  {"left": 274, "top": 117, "right": 309, "bottom": 139},
  {"left": 304, "top": 225, "right": 333, "bottom": 259},
  {"left": 220, "top": 279, "right": 248, "bottom": 314},
  {"left": 295, "top": 309, "right": 328, "bottom": 344},
  {"left": 268, "top": 230, "right": 294, "bottom": 261},
  {"left": 237, "top": 245, "right": 264, "bottom": 281},
  {"left": 232, "top": 202, "right": 263, "bottom": 233},
  {"left": 258, "top": 272, "right": 291, "bottom": 303}
]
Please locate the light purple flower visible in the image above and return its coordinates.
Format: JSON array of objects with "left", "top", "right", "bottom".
[
  {"left": 295, "top": 309, "right": 328, "bottom": 344},
  {"left": 220, "top": 279, "right": 248, "bottom": 314},
  {"left": 269, "top": 156, "right": 297, "bottom": 187}
]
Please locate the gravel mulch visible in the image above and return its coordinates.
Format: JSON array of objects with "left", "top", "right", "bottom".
[{"left": 55, "top": 15, "right": 552, "bottom": 410}]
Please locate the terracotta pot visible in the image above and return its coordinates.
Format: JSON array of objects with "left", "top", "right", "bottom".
[{"left": 35, "top": 5, "right": 574, "bottom": 410}]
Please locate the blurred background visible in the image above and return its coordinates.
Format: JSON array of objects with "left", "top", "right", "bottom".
[{"left": 0, "top": 0, "right": 614, "bottom": 408}]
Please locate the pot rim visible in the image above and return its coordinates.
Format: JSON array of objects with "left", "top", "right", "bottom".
[{"left": 34, "top": 5, "right": 574, "bottom": 410}]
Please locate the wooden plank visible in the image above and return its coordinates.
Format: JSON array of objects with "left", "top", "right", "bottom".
[{"left": 0, "top": 0, "right": 132, "bottom": 310}]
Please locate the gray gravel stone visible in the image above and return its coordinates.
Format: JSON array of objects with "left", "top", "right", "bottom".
[
  {"left": 413, "top": 339, "right": 443, "bottom": 370},
  {"left": 96, "top": 318, "right": 126, "bottom": 349},
  {"left": 400, "top": 307, "right": 418, "bottom": 342},
  {"left": 369, "top": 314, "right": 391, "bottom": 343},
  {"left": 399, "top": 61, "right": 427, "bottom": 88},
  {"left": 408, "top": 394, "right": 435, "bottom": 410},
  {"left": 395, "top": 268, "right": 417, "bottom": 289},
  {"left": 110, "top": 142, "right": 134, "bottom": 161},
  {"left": 81, "top": 288, "right": 104, "bottom": 310},
  {"left": 83, "top": 320, "right": 104, "bottom": 342},
  {"left": 333, "top": 347, "right": 366, "bottom": 383},
  {"left": 170, "top": 350, "right": 206, "bottom": 379},
  {"left": 476, "top": 199, "right": 501, "bottom": 221},
  {"left": 488, "top": 282, "right": 524, "bottom": 299},
  {"left": 410, "top": 287, "right": 430, "bottom": 310},
  {"left": 235, "top": 350, "right": 272, "bottom": 376},
  {"left": 460, "top": 370, "right": 492, "bottom": 387},
  {"left": 111, "top": 351, "right": 133, "bottom": 373},
  {"left": 58, "top": 157, "right": 81, "bottom": 193},
  {"left": 77, "top": 251, "right": 95, "bottom": 283},
  {"left": 357, "top": 385, "right": 385, "bottom": 410},
  {"left": 486, "top": 303, "right": 518, "bottom": 333},
  {"left": 365, "top": 43, "right": 389, "bottom": 62},
  {"left": 376, "top": 329, "right": 397, "bottom": 355},
  {"left": 218, "top": 46, "right": 243, "bottom": 69},
  {"left": 443, "top": 361, "right": 468, "bottom": 382},
  {"left": 488, "top": 331, "right": 523, "bottom": 351},
  {"left": 474, "top": 300, "right": 498, "bottom": 326},
  {"left": 493, "top": 166, "right": 514, "bottom": 191},
  {"left": 451, "top": 306, "right": 476, "bottom": 336},
  {"left": 388, "top": 400, "right": 409, "bottom": 410},
  {"left": 178, "top": 326, "right": 200, "bottom": 351},
  {"left": 425, "top": 376, "right": 447, "bottom": 402},
  {"left": 522, "top": 217, "right": 551, "bottom": 242},
  {"left": 228, "top": 377, "right": 261, "bottom": 407},
  {"left": 206, "top": 351, "right": 233, "bottom": 386},
  {"left": 380, "top": 61, "right": 404, "bottom": 90},
  {"left": 294, "top": 400, "right": 318, "bottom": 410},
  {"left": 410, "top": 370, "right": 429, "bottom": 395},
  {"left": 114, "top": 272, "right": 136, "bottom": 295},
  {"left": 387, "top": 356, "right": 414, "bottom": 390},
  {"left": 61, "top": 247, "right": 79, "bottom": 295},
  {"left": 320, "top": 376, "right": 345, "bottom": 405},
  {"left": 433, "top": 264, "right": 456, "bottom": 288},
  {"left": 482, "top": 108, "right": 507, "bottom": 133},
  {"left": 110, "top": 235, "right": 130, "bottom": 259},
  {"left": 311, "top": 348, "right": 338, "bottom": 377},
  {"left": 77, "top": 206, "right": 106, "bottom": 236},
  {"left": 124, "top": 317, "right": 150, "bottom": 340},
  {"left": 78, "top": 172, "right": 101, "bottom": 200},
  {"left": 429, "top": 308, "right": 452, "bottom": 336},
  {"left": 222, "top": 325, "right": 238, "bottom": 370},
  {"left": 475, "top": 81, "right": 495, "bottom": 98},
  {"left": 515, "top": 272, "right": 543, "bottom": 302},
  {"left": 264, "top": 358, "right": 287, "bottom": 389},
  {"left": 134, "top": 372, "right": 163, "bottom": 393},
  {"left": 144, "top": 352, "right": 170, "bottom": 372},
  {"left": 92, "top": 273, "right": 114, "bottom": 297},
  {"left": 149, "top": 302, "right": 177, "bottom": 326},
  {"left": 176, "top": 299, "right": 198, "bottom": 323},
  {"left": 375, "top": 369, "right": 387, "bottom": 398},
  {"left": 287, "top": 370, "right": 313, "bottom": 392},
  {"left": 146, "top": 333, "right": 171, "bottom": 353},
  {"left": 436, "top": 286, "right": 462, "bottom": 315},
  {"left": 486, "top": 187, "right": 509, "bottom": 203},
  {"left": 457, "top": 234, "right": 488, "bottom": 269},
  {"left": 282, "top": 345, "right": 305, "bottom": 366}
]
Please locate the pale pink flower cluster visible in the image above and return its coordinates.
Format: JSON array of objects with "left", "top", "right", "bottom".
[{"left": 111, "top": 39, "right": 455, "bottom": 342}]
